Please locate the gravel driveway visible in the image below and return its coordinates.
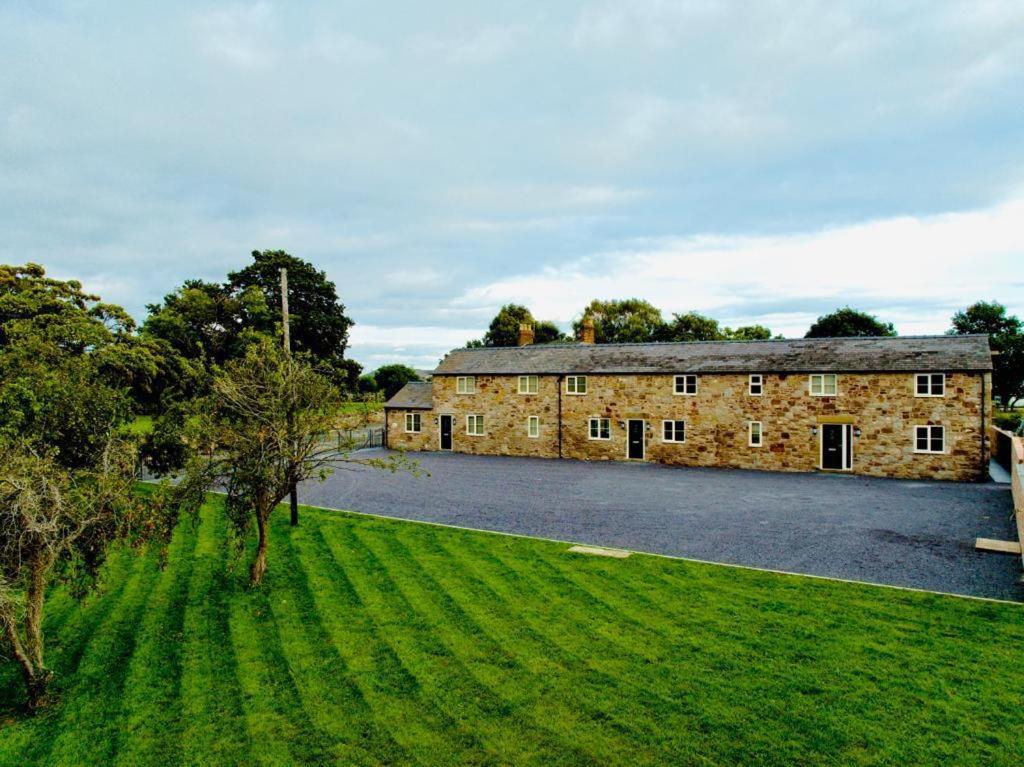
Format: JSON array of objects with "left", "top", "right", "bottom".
[{"left": 297, "top": 450, "right": 1023, "bottom": 602}]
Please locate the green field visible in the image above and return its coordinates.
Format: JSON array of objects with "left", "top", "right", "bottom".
[{"left": 1, "top": 498, "right": 1022, "bottom": 766}]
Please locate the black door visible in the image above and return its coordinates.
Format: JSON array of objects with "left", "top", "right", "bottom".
[
  {"left": 440, "top": 415, "right": 453, "bottom": 450},
  {"left": 821, "top": 424, "right": 843, "bottom": 469},
  {"left": 628, "top": 420, "right": 645, "bottom": 460}
]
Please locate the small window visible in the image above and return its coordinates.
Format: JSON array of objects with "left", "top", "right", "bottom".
[
  {"left": 566, "top": 375, "right": 588, "bottom": 394},
  {"left": 466, "top": 414, "right": 485, "bottom": 436},
  {"left": 404, "top": 412, "right": 421, "bottom": 433},
  {"left": 588, "top": 417, "right": 610, "bottom": 440},
  {"left": 915, "top": 373, "right": 945, "bottom": 397},
  {"left": 456, "top": 376, "right": 476, "bottom": 394},
  {"left": 674, "top": 375, "right": 697, "bottom": 395},
  {"left": 914, "top": 425, "right": 944, "bottom": 454},
  {"left": 527, "top": 416, "right": 540, "bottom": 438},
  {"left": 749, "top": 374, "right": 763, "bottom": 396},
  {"left": 662, "top": 420, "right": 686, "bottom": 443},
  {"left": 809, "top": 374, "right": 838, "bottom": 396},
  {"left": 749, "top": 421, "right": 763, "bottom": 447},
  {"left": 518, "top": 375, "right": 539, "bottom": 394}
]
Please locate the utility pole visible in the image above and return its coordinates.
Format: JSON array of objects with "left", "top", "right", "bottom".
[{"left": 281, "top": 267, "right": 299, "bottom": 526}]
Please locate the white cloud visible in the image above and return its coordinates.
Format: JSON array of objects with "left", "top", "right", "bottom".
[
  {"left": 193, "top": 1, "right": 276, "bottom": 71},
  {"left": 452, "top": 196, "right": 1024, "bottom": 336},
  {"left": 307, "top": 30, "right": 385, "bottom": 64}
]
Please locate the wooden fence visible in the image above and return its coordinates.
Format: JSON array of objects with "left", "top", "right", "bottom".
[{"left": 991, "top": 425, "right": 1024, "bottom": 567}]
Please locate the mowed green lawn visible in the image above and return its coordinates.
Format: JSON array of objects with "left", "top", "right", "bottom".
[{"left": 1, "top": 498, "right": 1022, "bottom": 766}]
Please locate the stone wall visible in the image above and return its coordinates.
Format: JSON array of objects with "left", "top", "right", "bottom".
[
  {"left": 429, "top": 374, "right": 561, "bottom": 458},
  {"left": 385, "top": 409, "right": 437, "bottom": 452},
  {"left": 390, "top": 371, "right": 991, "bottom": 481}
]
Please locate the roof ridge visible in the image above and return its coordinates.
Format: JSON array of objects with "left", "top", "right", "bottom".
[{"left": 447, "top": 333, "right": 987, "bottom": 354}]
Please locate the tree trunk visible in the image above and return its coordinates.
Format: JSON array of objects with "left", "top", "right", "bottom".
[
  {"left": 1, "top": 552, "right": 53, "bottom": 712},
  {"left": 24, "top": 550, "right": 52, "bottom": 710},
  {"left": 25, "top": 551, "right": 47, "bottom": 672},
  {"left": 249, "top": 509, "right": 270, "bottom": 587}
]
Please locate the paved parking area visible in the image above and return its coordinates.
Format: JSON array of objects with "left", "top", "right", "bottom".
[{"left": 297, "top": 450, "right": 1023, "bottom": 601}]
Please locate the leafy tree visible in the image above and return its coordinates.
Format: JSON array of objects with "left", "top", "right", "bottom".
[
  {"left": 357, "top": 373, "right": 380, "bottom": 394},
  {"left": 949, "top": 301, "right": 1024, "bottom": 408},
  {"left": 573, "top": 299, "right": 664, "bottom": 344},
  {"left": 534, "top": 320, "right": 567, "bottom": 344},
  {"left": 482, "top": 303, "right": 533, "bottom": 346},
  {"left": 183, "top": 338, "right": 412, "bottom": 586},
  {"left": 726, "top": 324, "right": 774, "bottom": 341},
  {"left": 0, "top": 264, "right": 200, "bottom": 709},
  {"left": 144, "top": 251, "right": 359, "bottom": 394},
  {"left": 373, "top": 364, "right": 422, "bottom": 400},
  {"left": 228, "top": 250, "right": 353, "bottom": 365},
  {"left": 142, "top": 279, "right": 269, "bottom": 370},
  {"left": 476, "top": 304, "right": 567, "bottom": 346},
  {"left": 0, "top": 264, "right": 169, "bottom": 464},
  {"left": 657, "top": 312, "right": 726, "bottom": 342},
  {"left": 805, "top": 307, "right": 896, "bottom": 338}
]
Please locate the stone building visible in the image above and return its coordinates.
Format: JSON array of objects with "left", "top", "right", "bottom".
[{"left": 384, "top": 330, "right": 993, "bottom": 481}]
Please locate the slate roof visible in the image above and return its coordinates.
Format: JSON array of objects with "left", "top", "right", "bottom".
[
  {"left": 432, "top": 335, "right": 992, "bottom": 376},
  {"left": 384, "top": 381, "right": 434, "bottom": 409}
]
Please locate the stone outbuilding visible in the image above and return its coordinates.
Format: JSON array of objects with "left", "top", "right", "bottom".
[{"left": 385, "top": 333, "right": 993, "bottom": 482}]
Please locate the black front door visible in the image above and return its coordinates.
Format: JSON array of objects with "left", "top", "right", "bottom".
[
  {"left": 440, "top": 415, "right": 453, "bottom": 450},
  {"left": 821, "top": 424, "right": 844, "bottom": 469},
  {"left": 627, "top": 420, "right": 645, "bottom": 460}
]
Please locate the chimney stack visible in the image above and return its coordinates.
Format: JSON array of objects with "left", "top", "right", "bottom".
[
  {"left": 580, "top": 316, "right": 595, "bottom": 344},
  {"left": 518, "top": 323, "right": 535, "bottom": 346}
]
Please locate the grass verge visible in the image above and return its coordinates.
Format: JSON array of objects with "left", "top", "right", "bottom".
[{"left": 1, "top": 497, "right": 1022, "bottom": 765}]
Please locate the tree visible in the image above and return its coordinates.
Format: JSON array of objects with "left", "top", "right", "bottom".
[
  {"left": 573, "top": 299, "right": 664, "bottom": 344},
  {"left": 373, "top": 364, "right": 422, "bottom": 400},
  {"left": 726, "top": 325, "right": 774, "bottom": 341},
  {"left": 805, "top": 307, "right": 896, "bottom": 338},
  {"left": 0, "top": 263, "right": 168, "bottom": 465},
  {"left": 143, "top": 251, "right": 358, "bottom": 394},
  {"left": 142, "top": 279, "right": 270, "bottom": 371},
  {"left": 184, "top": 338, "right": 412, "bottom": 586},
  {"left": 657, "top": 312, "right": 726, "bottom": 342},
  {"left": 0, "top": 264, "right": 199, "bottom": 709},
  {"left": 950, "top": 301, "right": 1024, "bottom": 408},
  {"left": 228, "top": 250, "right": 354, "bottom": 366},
  {"left": 476, "top": 304, "right": 568, "bottom": 346}
]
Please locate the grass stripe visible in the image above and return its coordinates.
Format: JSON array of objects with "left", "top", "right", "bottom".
[
  {"left": 178, "top": 504, "right": 250, "bottom": 766},
  {"left": 42, "top": 547, "right": 164, "bottom": 764},
  {"left": 412, "top": 527, "right": 709, "bottom": 762},
  {"left": 339, "top": 518, "right": 601, "bottom": 766},
  {"left": 296, "top": 518, "right": 490, "bottom": 764},
  {"left": 363, "top": 521, "right": 643, "bottom": 763},
  {"left": 270, "top": 515, "right": 413, "bottom": 765},
  {"left": 112, "top": 515, "right": 202, "bottom": 766},
  {"left": 229, "top": 568, "right": 339, "bottom": 766}
]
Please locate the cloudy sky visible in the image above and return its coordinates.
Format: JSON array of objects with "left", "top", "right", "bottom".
[{"left": 3, "top": 1, "right": 1023, "bottom": 369}]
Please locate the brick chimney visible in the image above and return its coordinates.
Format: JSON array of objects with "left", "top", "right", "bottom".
[
  {"left": 518, "top": 323, "right": 535, "bottom": 346},
  {"left": 580, "top": 316, "right": 595, "bottom": 344}
]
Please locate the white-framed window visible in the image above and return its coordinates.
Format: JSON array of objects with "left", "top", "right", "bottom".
[
  {"left": 456, "top": 376, "right": 476, "bottom": 394},
  {"left": 749, "top": 421, "right": 763, "bottom": 447},
  {"left": 518, "top": 375, "right": 539, "bottom": 394},
  {"left": 749, "top": 374, "right": 763, "bottom": 396},
  {"left": 915, "top": 373, "right": 945, "bottom": 397},
  {"left": 662, "top": 420, "right": 686, "bottom": 443},
  {"left": 674, "top": 374, "right": 697, "bottom": 395},
  {"left": 588, "top": 417, "right": 610, "bottom": 440},
  {"left": 466, "top": 414, "right": 485, "bottom": 436},
  {"left": 914, "top": 425, "right": 945, "bottom": 454},
  {"left": 404, "top": 412, "right": 421, "bottom": 433},
  {"left": 809, "top": 374, "right": 838, "bottom": 396},
  {"left": 566, "top": 375, "right": 587, "bottom": 395},
  {"left": 527, "top": 416, "right": 540, "bottom": 438}
]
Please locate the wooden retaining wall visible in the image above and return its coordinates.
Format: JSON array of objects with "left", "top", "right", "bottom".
[{"left": 991, "top": 425, "right": 1024, "bottom": 567}]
